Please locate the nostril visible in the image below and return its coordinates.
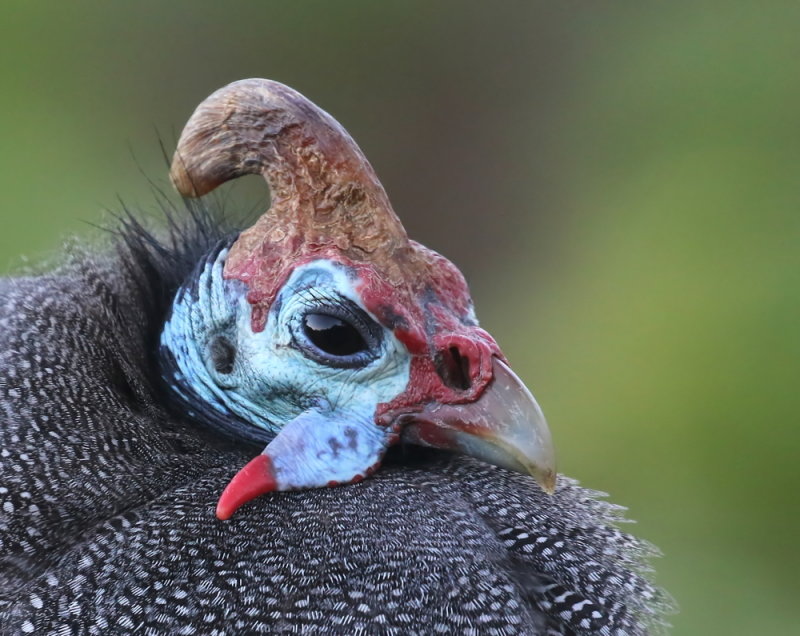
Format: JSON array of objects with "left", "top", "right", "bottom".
[{"left": 435, "top": 346, "right": 472, "bottom": 391}]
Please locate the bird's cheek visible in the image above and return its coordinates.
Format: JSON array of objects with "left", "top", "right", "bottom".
[{"left": 216, "top": 407, "right": 391, "bottom": 520}]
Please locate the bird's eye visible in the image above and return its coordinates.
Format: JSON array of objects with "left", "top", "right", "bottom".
[
  {"left": 303, "top": 313, "right": 367, "bottom": 357},
  {"left": 293, "top": 301, "right": 381, "bottom": 369}
]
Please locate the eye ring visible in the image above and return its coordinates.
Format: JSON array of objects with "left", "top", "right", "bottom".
[{"left": 293, "top": 301, "right": 382, "bottom": 369}]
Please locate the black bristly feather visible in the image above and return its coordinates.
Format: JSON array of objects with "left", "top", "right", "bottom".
[
  {"left": 114, "top": 196, "right": 239, "bottom": 349},
  {"left": 114, "top": 135, "right": 258, "bottom": 349}
]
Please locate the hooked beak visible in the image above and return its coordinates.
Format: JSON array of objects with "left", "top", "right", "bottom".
[
  {"left": 402, "top": 357, "right": 556, "bottom": 494},
  {"left": 216, "top": 357, "right": 555, "bottom": 520}
]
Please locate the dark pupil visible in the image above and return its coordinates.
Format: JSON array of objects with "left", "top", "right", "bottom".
[{"left": 303, "top": 313, "right": 367, "bottom": 357}]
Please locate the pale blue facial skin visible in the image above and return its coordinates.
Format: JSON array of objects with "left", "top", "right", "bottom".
[{"left": 161, "top": 248, "right": 412, "bottom": 489}]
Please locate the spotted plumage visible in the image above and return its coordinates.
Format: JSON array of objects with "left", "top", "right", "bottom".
[
  {"left": 0, "top": 79, "right": 672, "bottom": 634},
  {"left": 0, "top": 213, "right": 670, "bottom": 634}
]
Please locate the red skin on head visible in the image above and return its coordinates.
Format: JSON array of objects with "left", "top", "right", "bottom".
[
  {"left": 223, "top": 238, "right": 503, "bottom": 423},
  {"left": 169, "top": 78, "right": 503, "bottom": 416}
]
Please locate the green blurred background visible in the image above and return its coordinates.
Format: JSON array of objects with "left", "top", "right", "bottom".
[{"left": 1, "top": 2, "right": 798, "bottom": 633}]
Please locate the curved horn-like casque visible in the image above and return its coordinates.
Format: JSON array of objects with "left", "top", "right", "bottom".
[
  {"left": 170, "top": 78, "right": 405, "bottom": 238},
  {"left": 170, "top": 79, "right": 411, "bottom": 319},
  {"left": 169, "top": 80, "right": 473, "bottom": 345}
]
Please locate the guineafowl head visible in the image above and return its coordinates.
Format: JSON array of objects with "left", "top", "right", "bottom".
[{"left": 159, "top": 79, "right": 556, "bottom": 519}]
